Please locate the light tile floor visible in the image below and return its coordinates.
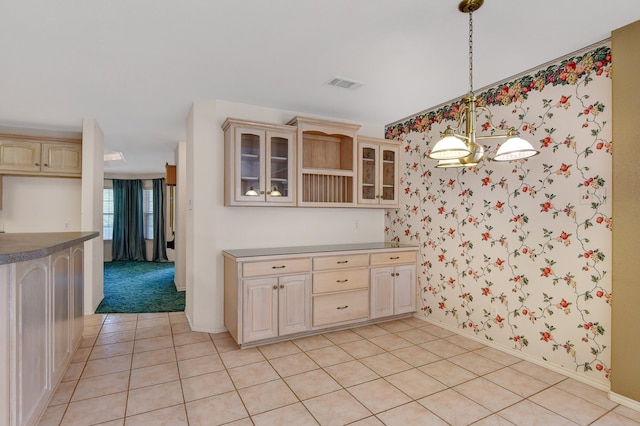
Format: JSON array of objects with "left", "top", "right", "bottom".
[{"left": 38, "top": 312, "right": 640, "bottom": 425}]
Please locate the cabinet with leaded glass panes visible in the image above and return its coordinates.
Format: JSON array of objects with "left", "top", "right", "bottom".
[
  {"left": 223, "top": 118, "right": 296, "bottom": 206},
  {"left": 357, "top": 136, "right": 400, "bottom": 207}
]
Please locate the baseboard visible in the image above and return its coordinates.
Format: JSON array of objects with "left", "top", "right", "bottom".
[
  {"left": 414, "top": 315, "right": 611, "bottom": 392},
  {"left": 609, "top": 392, "right": 640, "bottom": 412}
]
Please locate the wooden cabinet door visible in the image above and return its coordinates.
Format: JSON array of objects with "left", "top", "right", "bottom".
[
  {"left": 15, "top": 257, "right": 50, "bottom": 426},
  {"left": 369, "top": 267, "right": 394, "bottom": 319},
  {"left": 393, "top": 265, "right": 416, "bottom": 315},
  {"left": 70, "top": 245, "right": 84, "bottom": 347},
  {"left": 357, "top": 141, "right": 379, "bottom": 205},
  {"left": 265, "top": 130, "right": 295, "bottom": 204},
  {"left": 235, "top": 127, "right": 266, "bottom": 203},
  {"left": 278, "top": 274, "right": 311, "bottom": 336},
  {"left": 51, "top": 250, "right": 71, "bottom": 385},
  {"left": 243, "top": 277, "right": 278, "bottom": 342},
  {"left": 379, "top": 145, "right": 399, "bottom": 206},
  {"left": 42, "top": 142, "right": 82, "bottom": 176},
  {"left": 0, "top": 139, "right": 41, "bottom": 173}
]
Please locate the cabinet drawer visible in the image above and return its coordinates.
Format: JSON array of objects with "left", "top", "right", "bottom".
[
  {"left": 243, "top": 258, "right": 311, "bottom": 278},
  {"left": 370, "top": 251, "right": 416, "bottom": 266},
  {"left": 313, "top": 254, "right": 369, "bottom": 271},
  {"left": 313, "top": 289, "right": 368, "bottom": 327},
  {"left": 313, "top": 268, "right": 368, "bottom": 294}
]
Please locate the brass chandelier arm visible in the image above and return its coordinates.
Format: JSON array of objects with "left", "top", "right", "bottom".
[{"left": 443, "top": 102, "right": 519, "bottom": 142}]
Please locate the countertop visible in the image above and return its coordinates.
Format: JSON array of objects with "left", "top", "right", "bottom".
[
  {"left": 0, "top": 232, "right": 100, "bottom": 265},
  {"left": 223, "top": 242, "right": 418, "bottom": 260}
]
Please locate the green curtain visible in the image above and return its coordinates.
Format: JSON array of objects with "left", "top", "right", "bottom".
[
  {"left": 112, "top": 179, "right": 147, "bottom": 261},
  {"left": 152, "top": 178, "right": 168, "bottom": 262}
]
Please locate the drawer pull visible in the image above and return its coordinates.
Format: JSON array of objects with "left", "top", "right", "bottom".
[
  {"left": 337, "top": 260, "right": 349, "bottom": 264},
  {"left": 336, "top": 279, "right": 349, "bottom": 283},
  {"left": 336, "top": 305, "right": 349, "bottom": 310},
  {"left": 390, "top": 256, "right": 400, "bottom": 260},
  {"left": 272, "top": 265, "right": 286, "bottom": 269}
]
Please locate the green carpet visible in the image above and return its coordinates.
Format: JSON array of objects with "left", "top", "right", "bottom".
[{"left": 95, "top": 261, "right": 185, "bottom": 313}]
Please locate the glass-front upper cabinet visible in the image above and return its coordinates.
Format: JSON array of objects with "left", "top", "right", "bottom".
[
  {"left": 357, "top": 136, "right": 400, "bottom": 207},
  {"left": 223, "top": 119, "right": 296, "bottom": 206}
]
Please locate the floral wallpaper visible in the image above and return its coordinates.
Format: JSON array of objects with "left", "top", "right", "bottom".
[{"left": 385, "top": 44, "right": 613, "bottom": 386}]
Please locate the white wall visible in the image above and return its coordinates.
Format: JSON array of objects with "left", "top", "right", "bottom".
[
  {"left": 0, "top": 176, "right": 81, "bottom": 232},
  {"left": 81, "top": 118, "right": 104, "bottom": 315},
  {"left": 185, "top": 99, "right": 386, "bottom": 333},
  {"left": 174, "top": 141, "right": 187, "bottom": 291}
]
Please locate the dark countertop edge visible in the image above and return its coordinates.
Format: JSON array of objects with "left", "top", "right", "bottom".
[
  {"left": 222, "top": 242, "right": 419, "bottom": 260},
  {"left": 0, "top": 232, "right": 100, "bottom": 265}
]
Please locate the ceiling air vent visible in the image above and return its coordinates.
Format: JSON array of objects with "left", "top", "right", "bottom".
[{"left": 327, "top": 76, "right": 363, "bottom": 89}]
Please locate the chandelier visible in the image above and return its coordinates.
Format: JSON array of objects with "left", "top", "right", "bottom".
[{"left": 427, "top": 0, "right": 539, "bottom": 167}]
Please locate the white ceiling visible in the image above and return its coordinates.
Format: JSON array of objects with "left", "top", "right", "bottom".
[{"left": 2, "top": 0, "right": 639, "bottom": 174}]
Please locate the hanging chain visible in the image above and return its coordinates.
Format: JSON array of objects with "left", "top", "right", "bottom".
[{"left": 468, "top": 8, "right": 474, "bottom": 95}]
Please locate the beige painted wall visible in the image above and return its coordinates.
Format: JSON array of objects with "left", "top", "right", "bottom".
[{"left": 611, "top": 19, "right": 640, "bottom": 404}]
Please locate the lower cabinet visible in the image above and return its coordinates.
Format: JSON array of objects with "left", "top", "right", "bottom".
[
  {"left": 224, "top": 245, "right": 418, "bottom": 347},
  {"left": 243, "top": 274, "right": 311, "bottom": 343},
  {"left": 370, "top": 251, "right": 417, "bottom": 320},
  {"left": 370, "top": 265, "right": 417, "bottom": 319},
  {"left": 1, "top": 244, "right": 84, "bottom": 426}
]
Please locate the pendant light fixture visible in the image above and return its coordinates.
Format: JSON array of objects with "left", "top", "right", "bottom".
[{"left": 428, "top": 0, "right": 539, "bottom": 166}]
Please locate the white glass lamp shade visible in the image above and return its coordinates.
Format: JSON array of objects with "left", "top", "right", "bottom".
[
  {"left": 493, "top": 136, "right": 539, "bottom": 161},
  {"left": 436, "top": 142, "right": 484, "bottom": 168},
  {"left": 428, "top": 135, "right": 472, "bottom": 160},
  {"left": 428, "top": 126, "right": 472, "bottom": 160},
  {"left": 270, "top": 187, "right": 281, "bottom": 197},
  {"left": 435, "top": 158, "right": 464, "bottom": 168},
  {"left": 245, "top": 186, "right": 259, "bottom": 196}
]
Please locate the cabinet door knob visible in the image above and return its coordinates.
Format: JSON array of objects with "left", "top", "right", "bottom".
[
  {"left": 44, "top": 163, "right": 49, "bottom": 167},
  {"left": 279, "top": 284, "right": 285, "bottom": 289},
  {"left": 336, "top": 305, "right": 349, "bottom": 310},
  {"left": 35, "top": 162, "right": 40, "bottom": 166},
  {"left": 272, "top": 285, "right": 278, "bottom": 290}
]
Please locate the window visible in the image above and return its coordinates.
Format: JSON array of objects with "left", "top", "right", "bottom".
[
  {"left": 103, "top": 188, "right": 113, "bottom": 240},
  {"left": 143, "top": 189, "right": 154, "bottom": 240},
  {"left": 102, "top": 187, "right": 154, "bottom": 240}
]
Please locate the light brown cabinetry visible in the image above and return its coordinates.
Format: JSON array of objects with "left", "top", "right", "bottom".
[
  {"left": 224, "top": 244, "right": 418, "bottom": 347},
  {"left": 243, "top": 274, "right": 311, "bottom": 342},
  {"left": 357, "top": 136, "right": 400, "bottom": 207},
  {"left": 225, "top": 256, "right": 312, "bottom": 345},
  {"left": 288, "top": 116, "right": 361, "bottom": 207},
  {"left": 0, "top": 138, "right": 82, "bottom": 177},
  {"left": 223, "top": 119, "right": 296, "bottom": 206},
  {"left": 1, "top": 243, "right": 84, "bottom": 426},
  {"left": 312, "top": 254, "right": 369, "bottom": 327},
  {"left": 223, "top": 116, "right": 402, "bottom": 208},
  {"left": 370, "top": 251, "right": 417, "bottom": 319}
]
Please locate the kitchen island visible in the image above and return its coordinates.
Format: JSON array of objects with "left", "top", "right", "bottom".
[{"left": 0, "top": 232, "right": 99, "bottom": 426}]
